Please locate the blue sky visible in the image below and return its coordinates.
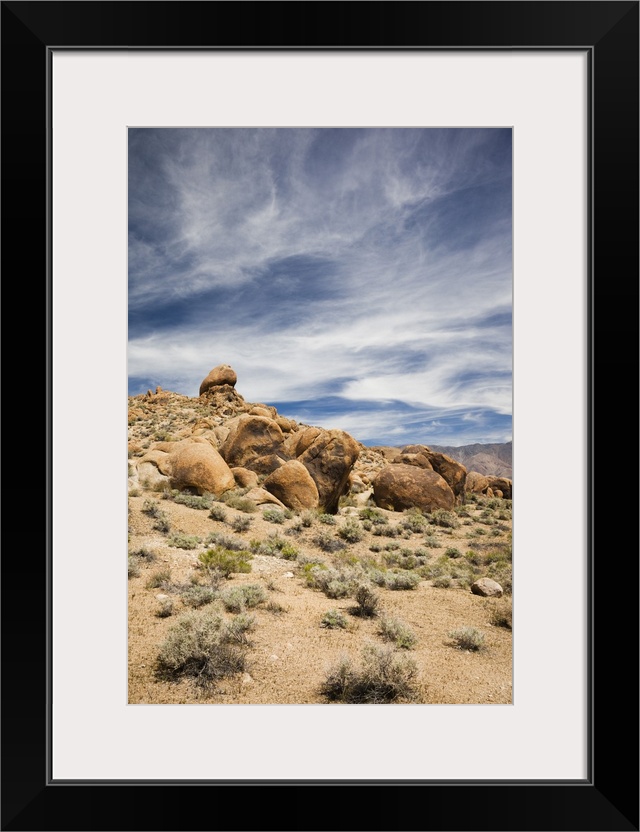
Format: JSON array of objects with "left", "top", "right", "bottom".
[{"left": 129, "top": 128, "right": 512, "bottom": 447}]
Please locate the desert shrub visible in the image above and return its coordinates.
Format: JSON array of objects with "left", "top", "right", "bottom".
[
  {"left": 142, "top": 499, "right": 161, "bottom": 517},
  {"left": 369, "top": 543, "right": 382, "bottom": 553},
  {"left": 320, "top": 609, "right": 348, "bottom": 629},
  {"left": 378, "top": 617, "right": 417, "bottom": 649},
  {"left": 224, "top": 496, "right": 257, "bottom": 513},
  {"left": 198, "top": 547, "right": 252, "bottom": 578},
  {"left": 339, "top": 494, "right": 358, "bottom": 508},
  {"left": 219, "top": 487, "right": 250, "bottom": 504},
  {"left": 384, "top": 541, "right": 400, "bottom": 551},
  {"left": 306, "top": 564, "right": 364, "bottom": 598},
  {"left": 428, "top": 509, "right": 460, "bottom": 529},
  {"left": 128, "top": 556, "right": 140, "bottom": 578},
  {"left": 444, "top": 547, "right": 462, "bottom": 559},
  {"left": 487, "top": 563, "right": 512, "bottom": 595},
  {"left": 264, "top": 600, "right": 287, "bottom": 615},
  {"left": 156, "top": 598, "right": 174, "bottom": 618},
  {"left": 180, "top": 585, "right": 217, "bottom": 608},
  {"left": 318, "top": 513, "right": 337, "bottom": 525},
  {"left": 400, "top": 510, "right": 427, "bottom": 533},
  {"left": 359, "top": 507, "right": 387, "bottom": 524},
  {"left": 423, "top": 535, "right": 442, "bottom": 549},
  {"left": 300, "top": 510, "right": 315, "bottom": 528},
  {"left": 384, "top": 570, "right": 421, "bottom": 590},
  {"left": 320, "top": 644, "right": 419, "bottom": 703},
  {"left": 224, "top": 612, "right": 256, "bottom": 644},
  {"left": 152, "top": 512, "right": 171, "bottom": 533},
  {"left": 488, "top": 598, "right": 513, "bottom": 630},
  {"left": 205, "top": 531, "right": 248, "bottom": 552},
  {"left": 146, "top": 569, "right": 171, "bottom": 589},
  {"left": 173, "top": 491, "right": 214, "bottom": 510},
  {"left": 155, "top": 609, "right": 248, "bottom": 690},
  {"left": 168, "top": 533, "right": 202, "bottom": 550},
  {"left": 279, "top": 543, "right": 299, "bottom": 560},
  {"left": 313, "top": 531, "right": 347, "bottom": 553},
  {"left": 465, "top": 550, "right": 482, "bottom": 566},
  {"left": 219, "top": 583, "right": 267, "bottom": 613},
  {"left": 230, "top": 515, "right": 252, "bottom": 533},
  {"left": 372, "top": 524, "right": 400, "bottom": 538},
  {"left": 448, "top": 627, "right": 485, "bottom": 651},
  {"left": 338, "top": 519, "right": 363, "bottom": 543},
  {"left": 208, "top": 504, "right": 228, "bottom": 522},
  {"left": 432, "top": 575, "right": 452, "bottom": 588},
  {"left": 263, "top": 509, "right": 286, "bottom": 524},
  {"left": 129, "top": 546, "right": 156, "bottom": 562},
  {"left": 353, "top": 584, "right": 379, "bottom": 617},
  {"left": 128, "top": 488, "right": 141, "bottom": 497}
]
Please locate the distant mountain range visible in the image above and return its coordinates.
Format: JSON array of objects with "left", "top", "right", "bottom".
[{"left": 431, "top": 442, "right": 512, "bottom": 479}]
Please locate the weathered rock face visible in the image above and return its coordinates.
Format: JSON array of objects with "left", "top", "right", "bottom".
[
  {"left": 372, "top": 464, "right": 455, "bottom": 512},
  {"left": 169, "top": 442, "right": 235, "bottom": 495},
  {"left": 289, "top": 426, "right": 325, "bottom": 458},
  {"left": 399, "top": 445, "right": 466, "bottom": 499},
  {"left": 298, "top": 429, "right": 360, "bottom": 514},
  {"left": 425, "top": 451, "right": 467, "bottom": 499},
  {"left": 230, "top": 467, "right": 259, "bottom": 489},
  {"left": 263, "top": 460, "right": 320, "bottom": 511},
  {"left": 486, "top": 477, "right": 512, "bottom": 500},
  {"left": 219, "top": 415, "right": 285, "bottom": 469},
  {"left": 199, "top": 364, "right": 237, "bottom": 395},
  {"left": 465, "top": 471, "right": 490, "bottom": 494},
  {"left": 471, "top": 578, "right": 504, "bottom": 597}
]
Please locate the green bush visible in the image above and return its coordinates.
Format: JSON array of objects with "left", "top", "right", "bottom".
[
  {"left": 321, "top": 609, "right": 348, "bottom": 629},
  {"left": 209, "top": 504, "right": 228, "bottom": 522},
  {"left": 205, "top": 531, "right": 248, "bottom": 552},
  {"left": 219, "top": 584, "right": 267, "bottom": 613},
  {"left": 338, "top": 519, "right": 364, "bottom": 543},
  {"left": 146, "top": 569, "right": 171, "bottom": 589},
  {"left": 448, "top": 627, "right": 485, "bottom": 651},
  {"left": 167, "top": 532, "right": 202, "bottom": 550},
  {"left": 198, "top": 547, "right": 252, "bottom": 578},
  {"left": 173, "top": 491, "right": 214, "bottom": 510},
  {"left": 263, "top": 509, "right": 286, "bottom": 524},
  {"left": 230, "top": 515, "right": 252, "bottom": 532},
  {"left": 378, "top": 617, "right": 417, "bottom": 649},
  {"left": 180, "top": 585, "right": 217, "bottom": 608}
]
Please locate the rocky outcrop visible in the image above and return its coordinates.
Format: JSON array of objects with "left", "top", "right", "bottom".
[
  {"left": 199, "top": 364, "right": 237, "bottom": 395},
  {"left": 263, "top": 460, "right": 320, "bottom": 510},
  {"left": 219, "top": 415, "right": 285, "bottom": 469},
  {"left": 465, "top": 471, "right": 491, "bottom": 494},
  {"left": 486, "top": 477, "right": 512, "bottom": 500},
  {"left": 169, "top": 442, "right": 235, "bottom": 495},
  {"left": 399, "top": 445, "right": 466, "bottom": 500},
  {"left": 230, "top": 467, "right": 259, "bottom": 489},
  {"left": 298, "top": 429, "right": 360, "bottom": 514},
  {"left": 372, "top": 464, "right": 455, "bottom": 512}
]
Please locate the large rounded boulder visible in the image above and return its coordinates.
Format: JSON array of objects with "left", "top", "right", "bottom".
[
  {"left": 298, "top": 429, "right": 360, "bottom": 514},
  {"left": 169, "top": 442, "right": 235, "bottom": 495},
  {"left": 263, "top": 460, "right": 320, "bottom": 511},
  {"left": 372, "top": 464, "right": 455, "bottom": 512},
  {"left": 219, "top": 414, "right": 285, "bottom": 469},
  {"left": 199, "top": 364, "right": 237, "bottom": 395}
]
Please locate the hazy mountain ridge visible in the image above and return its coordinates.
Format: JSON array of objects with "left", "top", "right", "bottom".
[{"left": 430, "top": 442, "right": 512, "bottom": 479}]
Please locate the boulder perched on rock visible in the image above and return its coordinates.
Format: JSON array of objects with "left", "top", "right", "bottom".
[
  {"left": 199, "top": 364, "right": 237, "bottom": 395},
  {"left": 231, "top": 467, "right": 259, "bottom": 489},
  {"left": 243, "top": 487, "right": 286, "bottom": 508},
  {"left": 372, "top": 464, "right": 455, "bottom": 512},
  {"left": 298, "top": 429, "right": 360, "bottom": 514},
  {"left": 169, "top": 442, "right": 235, "bottom": 495},
  {"left": 399, "top": 445, "right": 466, "bottom": 499},
  {"left": 471, "top": 578, "right": 504, "bottom": 597},
  {"left": 263, "top": 460, "right": 320, "bottom": 511},
  {"left": 219, "top": 415, "right": 285, "bottom": 469}
]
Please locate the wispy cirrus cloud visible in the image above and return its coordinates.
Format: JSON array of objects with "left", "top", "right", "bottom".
[{"left": 129, "top": 128, "right": 512, "bottom": 446}]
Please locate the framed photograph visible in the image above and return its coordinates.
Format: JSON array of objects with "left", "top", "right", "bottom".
[{"left": 3, "top": 2, "right": 637, "bottom": 830}]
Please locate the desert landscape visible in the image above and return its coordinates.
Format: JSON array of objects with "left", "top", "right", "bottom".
[{"left": 128, "top": 365, "right": 512, "bottom": 705}]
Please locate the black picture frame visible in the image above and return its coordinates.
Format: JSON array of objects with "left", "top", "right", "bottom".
[{"left": 2, "top": 2, "right": 638, "bottom": 830}]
